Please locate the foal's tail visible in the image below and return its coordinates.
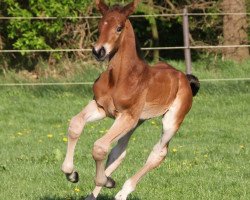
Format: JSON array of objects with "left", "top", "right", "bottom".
[{"left": 186, "top": 74, "right": 200, "bottom": 96}]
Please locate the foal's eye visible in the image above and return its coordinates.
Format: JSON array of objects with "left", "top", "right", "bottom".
[{"left": 116, "top": 26, "right": 123, "bottom": 33}]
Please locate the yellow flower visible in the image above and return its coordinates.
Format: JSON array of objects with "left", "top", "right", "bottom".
[
  {"left": 172, "top": 148, "right": 178, "bottom": 153},
  {"left": 63, "top": 137, "right": 68, "bottom": 142},
  {"left": 47, "top": 134, "right": 53, "bottom": 138},
  {"left": 74, "top": 187, "right": 80, "bottom": 193},
  {"left": 240, "top": 145, "right": 245, "bottom": 149}
]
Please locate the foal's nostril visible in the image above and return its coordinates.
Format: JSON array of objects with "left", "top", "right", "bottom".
[
  {"left": 92, "top": 47, "right": 99, "bottom": 58},
  {"left": 92, "top": 47, "right": 106, "bottom": 61},
  {"left": 99, "top": 47, "right": 106, "bottom": 58}
]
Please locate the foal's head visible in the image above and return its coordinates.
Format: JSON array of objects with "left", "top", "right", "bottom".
[{"left": 92, "top": 0, "right": 140, "bottom": 61}]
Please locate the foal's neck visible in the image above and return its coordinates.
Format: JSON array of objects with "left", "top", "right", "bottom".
[{"left": 109, "top": 20, "right": 145, "bottom": 77}]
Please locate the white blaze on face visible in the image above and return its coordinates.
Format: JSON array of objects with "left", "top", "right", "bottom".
[
  {"left": 103, "top": 43, "right": 112, "bottom": 55},
  {"left": 94, "top": 20, "right": 116, "bottom": 58}
]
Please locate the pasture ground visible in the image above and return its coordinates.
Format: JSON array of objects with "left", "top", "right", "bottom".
[{"left": 0, "top": 59, "right": 249, "bottom": 200}]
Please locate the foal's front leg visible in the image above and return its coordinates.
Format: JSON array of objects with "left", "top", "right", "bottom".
[
  {"left": 86, "top": 121, "right": 143, "bottom": 200},
  {"left": 86, "top": 132, "right": 133, "bottom": 200},
  {"left": 92, "top": 113, "right": 138, "bottom": 188},
  {"left": 61, "top": 100, "right": 106, "bottom": 182}
]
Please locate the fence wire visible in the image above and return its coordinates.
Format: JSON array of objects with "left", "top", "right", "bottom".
[
  {"left": 0, "top": 45, "right": 250, "bottom": 53},
  {"left": 0, "top": 12, "right": 249, "bottom": 20}
]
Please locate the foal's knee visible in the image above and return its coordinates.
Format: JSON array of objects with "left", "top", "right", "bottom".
[
  {"left": 68, "top": 115, "right": 85, "bottom": 139},
  {"left": 92, "top": 140, "right": 109, "bottom": 161}
]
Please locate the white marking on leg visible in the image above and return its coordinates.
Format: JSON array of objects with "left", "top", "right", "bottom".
[
  {"left": 114, "top": 99, "right": 184, "bottom": 199},
  {"left": 115, "top": 180, "right": 134, "bottom": 200},
  {"left": 61, "top": 100, "right": 106, "bottom": 174}
]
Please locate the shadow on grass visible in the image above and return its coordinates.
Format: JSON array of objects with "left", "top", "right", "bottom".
[{"left": 40, "top": 194, "right": 141, "bottom": 200}]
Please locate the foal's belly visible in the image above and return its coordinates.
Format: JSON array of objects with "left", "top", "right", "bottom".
[{"left": 140, "top": 102, "right": 170, "bottom": 120}]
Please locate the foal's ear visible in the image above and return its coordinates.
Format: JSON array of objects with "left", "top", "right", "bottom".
[
  {"left": 95, "top": 0, "right": 109, "bottom": 15},
  {"left": 122, "top": 0, "right": 141, "bottom": 18}
]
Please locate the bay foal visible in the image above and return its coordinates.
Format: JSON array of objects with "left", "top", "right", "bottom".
[{"left": 61, "top": 0, "right": 200, "bottom": 199}]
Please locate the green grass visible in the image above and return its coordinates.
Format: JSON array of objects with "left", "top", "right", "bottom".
[{"left": 0, "top": 61, "right": 249, "bottom": 200}]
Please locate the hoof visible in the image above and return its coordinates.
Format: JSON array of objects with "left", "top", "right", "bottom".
[
  {"left": 85, "top": 193, "right": 96, "bottom": 200},
  {"left": 105, "top": 176, "right": 116, "bottom": 189},
  {"left": 65, "top": 171, "right": 79, "bottom": 183}
]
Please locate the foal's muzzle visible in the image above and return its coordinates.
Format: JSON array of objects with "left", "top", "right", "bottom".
[{"left": 92, "top": 47, "right": 106, "bottom": 61}]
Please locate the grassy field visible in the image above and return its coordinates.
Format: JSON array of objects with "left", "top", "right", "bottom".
[{"left": 0, "top": 60, "right": 249, "bottom": 200}]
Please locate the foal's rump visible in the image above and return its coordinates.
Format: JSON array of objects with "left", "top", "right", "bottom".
[{"left": 153, "top": 62, "right": 200, "bottom": 97}]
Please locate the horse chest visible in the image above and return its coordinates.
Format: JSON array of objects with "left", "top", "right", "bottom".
[{"left": 93, "top": 71, "right": 139, "bottom": 117}]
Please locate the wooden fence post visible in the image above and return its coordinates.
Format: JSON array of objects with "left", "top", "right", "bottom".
[{"left": 183, "top": 7, "right": 192, "bottom": 74}]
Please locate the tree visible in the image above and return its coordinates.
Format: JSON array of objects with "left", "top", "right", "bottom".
[{"left": 221, "top": 0, "right": 249, "bottom": 61}]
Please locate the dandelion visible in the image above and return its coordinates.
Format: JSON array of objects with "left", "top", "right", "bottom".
[
  {"left": 63, "top": 137, "right": 68, "bottom": 142},
  {"left": 172, "top": 148, "right": 178, "bottom": 153},
  {"left": 17, "top": 132, "right": 23, "bottom": 136},
  {"left": 240, "top": 145, "right": 245, "bottom": 149},
  {"left": 74, "top": 187, "right": 80, "bottom": 193},
  {"left": 47, "top": 134, "right": 53, "bottom": 138}
]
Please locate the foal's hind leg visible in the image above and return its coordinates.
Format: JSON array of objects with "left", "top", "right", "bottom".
[
  {"left": 115, "top": 98, "right": 191, "bottom": 200},
  {"left": 61, "top": 100, "right": 106, "bottom": 183}
]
